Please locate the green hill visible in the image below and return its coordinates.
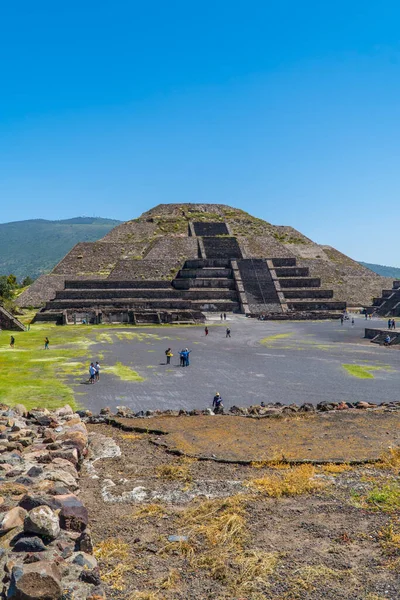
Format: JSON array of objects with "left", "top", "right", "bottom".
[
  {"left": 359, "top": 261, "right": 400, "bottom": 279},
  {"left": 0, "top": 217, "right": 121, "bottom": 280}
]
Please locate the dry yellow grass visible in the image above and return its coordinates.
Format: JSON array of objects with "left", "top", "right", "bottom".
[
  {"left": 379, "top": 519, "right": 400, "bottom": 569},
  {"left": 376, "top": 447, "right": 400, "bottom": 473},
  {"left": 288, "top": 564, "right": 349, "bottom": 593},
  {"left": 131, "top": 503, "right": 168, "bottom": 520},
  {"left": 158, "top": 568, "right": 181, "bottom": 590},
  {"left": 121, "top": 433, "right": 144, "bottom": 441},
  {"left": 246, "top": 464, "right": 324, "bottom": 497},
  {"left": 320, "top": 463, "right": 352, "bottom": 474},
  {"left": 129, "top": 593, "right": 164, "bottom": 600},
  {"left": 155, "top": 462, "right": 192, "bottom": 482},
  {"left": 94, "top": 537, "right": 129, "bottom": 561},
  {"left": 94, "top": 538, "right": 134, "bottom": 590},
  {"left": 157, "top": 495, "right": 278, "bottom": 595}
]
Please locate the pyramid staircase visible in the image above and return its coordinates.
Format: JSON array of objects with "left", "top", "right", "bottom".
[{"left": 373, "top": 281, "right": 400, "bottom": 316}]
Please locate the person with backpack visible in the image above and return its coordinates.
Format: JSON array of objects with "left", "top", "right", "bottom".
[
  {"left": 165, "top": 348, "right": 173, "bottom": 365},
  {"left": 44, "top": 337, "right": 49, "bottom": 350}
]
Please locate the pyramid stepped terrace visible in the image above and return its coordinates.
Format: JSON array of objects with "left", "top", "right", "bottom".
[{"left": 17, "top": 204, "right": 392, "bottom": 324}]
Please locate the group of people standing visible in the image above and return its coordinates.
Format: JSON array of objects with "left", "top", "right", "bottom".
[
  {"left": 165, "top": 348, "right": 191, "bottom": 367},
  {"left": 88, "top": 361, "right": 101, "bottom": 383},
  {"left": 388, "top": 319, "right": 396, "bottom": 330}
]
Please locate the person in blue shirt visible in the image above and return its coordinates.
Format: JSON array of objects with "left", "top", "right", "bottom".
[
  {"left": 212, "top": 393, "right": 223, "bottom": 414},
  {"left": 183, "top": 348, "right": 192, "bottom": 366}
]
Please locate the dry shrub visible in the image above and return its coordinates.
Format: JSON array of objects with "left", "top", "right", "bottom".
[
  {"left": 131, "top": 503, "right": 168, "bottom": 520},
  {"left": 246, "top": 464, "right": 324, "bottom": 497},
  {"left": 377, "top": 447, "right": 400, "bottom": 472},
  {"left": 320, "top": 463, "right": 352, "bottom": 474},
  {"left": 156, "top": 462, "right": 192, "bottom": 482}
]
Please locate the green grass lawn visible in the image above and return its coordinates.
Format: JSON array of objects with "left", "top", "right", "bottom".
[{"left": 0, "top": 323, "right": 145, "bottom": 411}]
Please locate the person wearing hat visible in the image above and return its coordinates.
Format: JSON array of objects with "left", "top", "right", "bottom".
[{"left": 212, "top": 392, "right": 223, "bottom": 414}]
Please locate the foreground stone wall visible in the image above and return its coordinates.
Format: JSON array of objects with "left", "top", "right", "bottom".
[{"left": 0, "top": 404, "right": 103, "bottom": 599}]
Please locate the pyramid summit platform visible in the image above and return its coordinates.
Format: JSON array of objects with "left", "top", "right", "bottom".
[{"left": 18, "top": 203, "right": 391, "bottom": 324}]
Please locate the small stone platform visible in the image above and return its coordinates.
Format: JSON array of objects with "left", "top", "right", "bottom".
[{"left": 365, "top": 327, "right": 400, "bottom": 345}]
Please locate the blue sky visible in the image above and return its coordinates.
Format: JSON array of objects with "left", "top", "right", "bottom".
[{"left": 1, "top": 1, "right": 399, "bottom": 265}]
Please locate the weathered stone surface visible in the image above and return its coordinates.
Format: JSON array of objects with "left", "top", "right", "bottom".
[
  {"left": 8, "top": 561, "right": 62, "bottom": 599},
  {"left": 55, "top": 406, "right": 74, "bottom": 418},
  {"left": 19, "top": 495, "right": 57, "bottom": 513},
  {"left": 79, "top": 567, "right": 102, "bottom": 586},
  {"left": 76, "top": 530, "right": 93, "bottom": 553},
  {"left": 0, "top": 507, "right": 27, "bottom": 532},
  {"left": 24, "top": 506, "right": 60, "bottom": 540},
  {"left": 26, "top": 467, "right": 43, "bottom": 478},
  {"left": 13, "top": 536, "right": 46, "bottom": 553},
  {"left": 12, "top": 406, "right": 28, "bottom": 418},
  {"left": 71, "top": 552, "right": 97, "bottom": 569},
  {"left": 56, "top": 495, "right": 88, "bottom": 532}
]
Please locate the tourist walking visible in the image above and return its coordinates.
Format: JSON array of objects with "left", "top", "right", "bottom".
[
  {"left": 220, "top": 313, "right": 223, "bottom": 321},
  {"left": 44, "top": 337, "right": 49, "bottom": 350},
  {"left": 226, "top": 327, "right": 231, "bottom": 338},
  {"left": 89, "top": 363, "right": 96, "bottom": 384},
  {"left": 223, "top": 312, "right": 226, "bottom": 320},
  {"left": 340, "top": 315, "right": 344, "bottom": 325},
  {"left": 165, "top": 348, "right": 173, "bottom": 365},
  {"left": 388, "top": 318, "right": 392, "bottom": 330},
  {"left": 10, "top": 336, "right": 15, "bottom": 348},
  {"left": 365, "top": 312, "right": 368, "bottom": 320},
  {"left": 205, "top": 326, "right": 209, "bottom": 336},
  {"left": 179, "top": 349, "right": 185, "bottom": 367},
  {"left": 392, "top": 319, "right": 396, "bottom": 330},
  {"left": 95, "top": 361, "right": 100, "bottom": 381},
  {"left": 351, "top": 318, "right": 354, "bottom": 326}
]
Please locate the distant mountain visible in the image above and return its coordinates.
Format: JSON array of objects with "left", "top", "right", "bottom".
[
  {"left": 0, "top": 217, "right": 121, "bottom": 280},
  {"left": 359, "top": 262, "right": 400, "bottom": 279}
]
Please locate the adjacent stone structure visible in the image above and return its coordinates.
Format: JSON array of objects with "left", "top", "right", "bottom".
[
  {"left": 16, "top": 204, "right": 390, "bottom": 322},
  {"left": 372, "top": 280, "right": 400, "bottom": 317},
  {"left": 0, "top": 306, "right": 26, "bottom": 331}
]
